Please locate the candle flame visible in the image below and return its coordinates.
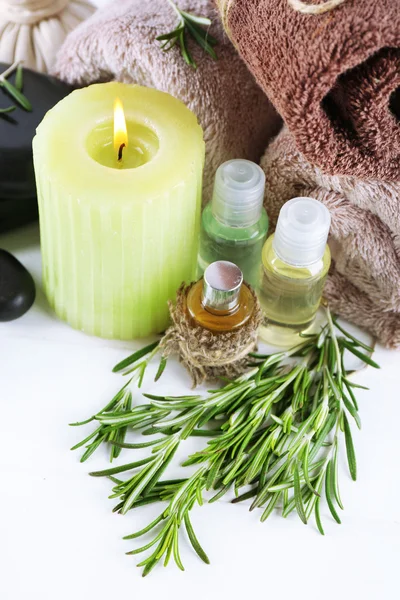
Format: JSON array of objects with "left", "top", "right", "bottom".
[{"left": 114, "top": 97, "right": 128, "bottom": 153}]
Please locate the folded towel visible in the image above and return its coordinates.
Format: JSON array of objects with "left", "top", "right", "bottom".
[
  {"left": 218, "top": 0, "right": 400, "bottom": 181},
  {"left": 260, "top": 126, "right": 400, "bottom": 347},
  {"left": 54, "top": 0, "right": 280, "bottom": 201},
  {"left": 325, "top": 270, "right": 400, "bottom": 349},
  {"left": 0, "top": 0, "right": 95, "bottom": 73}
]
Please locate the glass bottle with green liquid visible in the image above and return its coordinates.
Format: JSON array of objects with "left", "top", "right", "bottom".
[
  {"left": 197, "top": 159, "right": 268, "bottom": 288},
  {"left": 259, "top": 197, "right": 331, "bottom": 346}
]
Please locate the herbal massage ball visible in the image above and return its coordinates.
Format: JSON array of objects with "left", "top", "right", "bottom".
[
  {"left": 33, "top": 83, "right": 205, "bottom": 339},
  {"left": 0, "top": 0, "right": 95, "bottom": 73}
]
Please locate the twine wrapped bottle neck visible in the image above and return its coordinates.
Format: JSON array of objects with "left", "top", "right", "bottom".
[
  {"left": 218, "top": 0, "right": 346, "bottom": 30},
  {"left": 287, "top": 0, "right": 346, "bottom": 14},
  {"left": 0, "top": 0, "right": 70, "bottom": 25}
]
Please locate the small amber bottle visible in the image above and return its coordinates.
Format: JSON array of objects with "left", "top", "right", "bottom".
[{"left": 187, "top": 261, "right": 255, "bottom": 332}]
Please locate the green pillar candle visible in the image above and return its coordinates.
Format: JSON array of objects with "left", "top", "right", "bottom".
[{"left": 33, "top": 83, "right": 204, "bottom": 339}]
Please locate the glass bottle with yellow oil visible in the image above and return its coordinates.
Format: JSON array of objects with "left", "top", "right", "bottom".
[
  {"left": 187, "top": 260, "right": 255, "bottom": 332},
  {"left": 258, "top": 197, "right": 331, "bottom": 346}
]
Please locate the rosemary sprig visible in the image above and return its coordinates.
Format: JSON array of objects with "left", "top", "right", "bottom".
[
  {"left": 0, "top": 61, "right": 32, "bottom": 112},
  {"left": 70, "top": 383, "right": 172, "bottom": 464},
  {"left": 124, "top": 468, "right": 208, "bottom": 576},
  {"left": 71, "top": 342, "right": 167, "bottom": 461},
  {"left": 70, "top": 380, "right": 134, "bottom": 462},
  {"left": 0, "top": 64, "right": 16, "bottom": 113},
  {"left": 156, "top": 0, "right": 218, "bottom": 68},
  {"left": 71, "top": 307, "right": 378, "bottom": 575},
  {"left": 112, "top": 341, "right": 161, "bottom": 381}
]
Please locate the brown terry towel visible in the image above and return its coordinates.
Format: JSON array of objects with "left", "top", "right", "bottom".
[
  {"left": 260, "top": 126, "right": 400, "bottom": 348},
  {"left": 54, "top": 0, "right": 280, "bottom": 201},
  {"left": 218, "top": 0, "right": 400, "bottom": 181}
]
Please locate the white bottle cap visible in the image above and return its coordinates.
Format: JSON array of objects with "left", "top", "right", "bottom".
[
  {"left": 211, "top": 159, "right": 266, "bottom": 227},
  {"left": 273, "top": 197, "right": 331, "bottom": 266}
]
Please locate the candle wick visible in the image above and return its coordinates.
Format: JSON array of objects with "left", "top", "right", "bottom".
[{"left": 118, "top": 143, "right": 126, "bottom": 162}]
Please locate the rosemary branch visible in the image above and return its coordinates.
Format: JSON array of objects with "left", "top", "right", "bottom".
[
  {"left": 156, "top": 0, "right": 218, "bottom": 68},
  {"left": 0, "top": 61, "right": 32, "bottom": 113},
  {"left": 71, "top": 306, "right": 378, "bottom": 575}
]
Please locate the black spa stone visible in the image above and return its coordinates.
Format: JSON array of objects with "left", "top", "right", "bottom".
[
  {"left": 0, "top": 63, "right": 72, "bottom": 231},
  {"left": 0, "top": 249, "right": 35, "bottom": 321}
]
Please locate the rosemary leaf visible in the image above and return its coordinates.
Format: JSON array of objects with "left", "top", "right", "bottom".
[
  {"left": 155, "top": 356, "right": 168, "bottom": 382},
  {"left": 109, "top": 438, "right": 165, "bottom": 450},
  {"left": 331, "top": 438, "right": 344, "bottom": 510},
  {"left": 123, "top": 514, "right": 165, "bottom": 540},
  {"left": 341, "top": 340, "right": 380, "bottom": 369},
  {"left": 15, "top": 64, "right": 23, "bottom": 92},
  {"left": 342, "top": 391, "right": 361, "bottom": 429},
  {"left": 260, "top": 492, "right": 281, "bottom": 522},
  {"left": 184, "top": 513, "right": 210, "bottom": 564},
  {"left": 294, "top": 463, "right": 308, "bottom": 524},
  {"left": 325, "top": 462, "right": 341, "bottom": 524},
  {"left": 0, "top": 105, "right": 16, "bottom": 114},
  {"left": 343, "top": 412, "right": 357, "bottom": 481},
  {"left": 185, "top": 20, "right": 218, "bottom": 60},
  {"left": 112, "top": 341, "right": 159, "bottom": 373},
  {"left": 180, "top": 11, "right": 211, "bottom": 26},
  {"left": 0, "top": 79, "right": 32, "bottom": 111},
  {"left": 315, "top": 495, "right": 325, "bottom": 535},
  {"left": 89, "top": 456, "right": 154, "bottom": 477},
  {"left": 333, "top": 317, "right": 374, "bottom": 352}
]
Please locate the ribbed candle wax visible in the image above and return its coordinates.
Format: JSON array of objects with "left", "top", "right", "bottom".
[{"left": 33, "top": 83, "right": 204, "bottom": 339}]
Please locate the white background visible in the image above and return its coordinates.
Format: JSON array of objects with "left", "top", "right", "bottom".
[
  {"left": 1, "top": 223, "right": 399, "bottom": 600},
  {"left": 1, "top": 0, "right": 400, "bottom": 596}
]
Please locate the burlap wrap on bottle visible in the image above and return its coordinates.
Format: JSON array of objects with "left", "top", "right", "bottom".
[{"left": 160, "top": 283, "right": 263, "bottom": 386}]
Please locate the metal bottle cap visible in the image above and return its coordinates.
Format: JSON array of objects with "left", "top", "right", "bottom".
[{"left": 202, "top": 261, "right": 243, "bottom": 312}]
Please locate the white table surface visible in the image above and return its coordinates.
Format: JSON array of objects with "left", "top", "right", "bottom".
[{"left": 0, "top": 223, "right": 399, "bottom": 600}]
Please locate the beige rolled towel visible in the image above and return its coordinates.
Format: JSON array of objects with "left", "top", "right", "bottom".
[
  {"left": 0, "top": 0, "right": 95, "bottom": 73},
  {"left": 54, "top": 0, "right": 280, "bottom": 201},
  {"left": 325, "top": 269, "right": 400, "bottom": 349},
  {"left": 261, "top": 127, "right": 400, "bottom": 347}
]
